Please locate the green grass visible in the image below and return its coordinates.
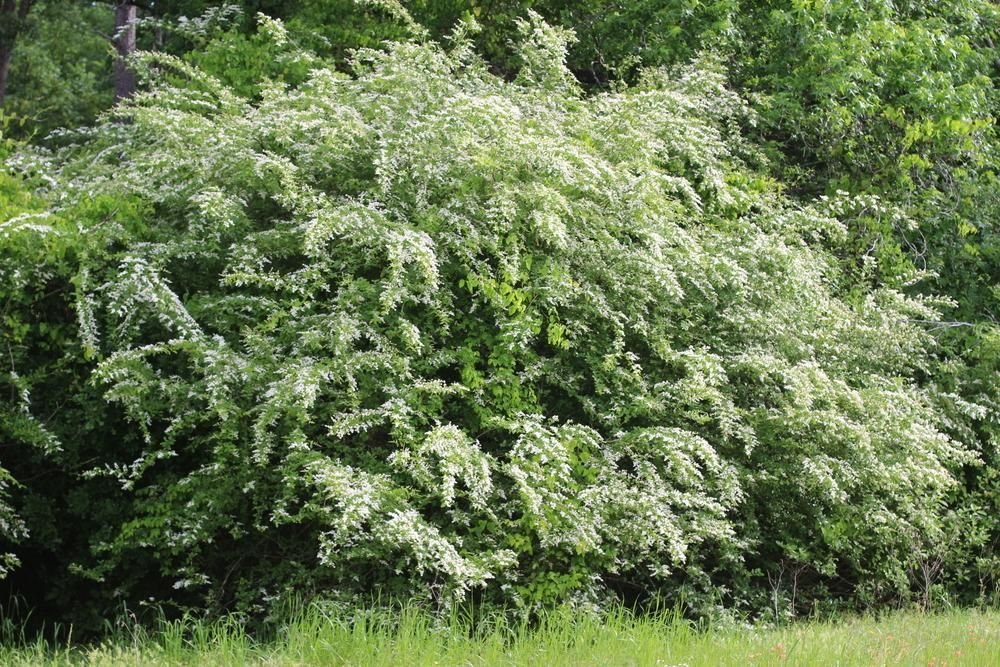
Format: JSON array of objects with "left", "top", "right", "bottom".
[{"left": 1, "top": 605, "right": 998, "bottom": 666}]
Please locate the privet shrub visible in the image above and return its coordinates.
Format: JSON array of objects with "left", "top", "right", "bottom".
[{"left": 6, "top": 17, "right": 974, "bottom": 617}]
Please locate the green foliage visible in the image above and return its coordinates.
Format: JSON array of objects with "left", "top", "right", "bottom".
[
  {"left": 2, "top": 0, "right": 998, "bottom": 629},
  {"left": 386, "top": 1, "right": 738, "bottom": 83},
  {"left": 523, "top": 0, "right": 738, "bottom": 82},
  {"left": 1, "top": 1, "right": 114, "bottom": 139},
  {"left": 187, "top": 14, "right": 319, "bottom": 98},
  {"left": 728, "top": 3, "right": 1000, "bottom": 605},
  {"left": 0, "top": 159, "right": 162, "bottom": 631},
  {"left": 2, "top": 18, "right": 973, "bottom": 621},
  {"left": 741, "top": 1, "right": 997, "bottom": 185},
  {"left": 0, "top": 169, "right": 52, "bottom": 577},
  {"left": 286, "top": 0, "right": 419, "bottom": 64}
]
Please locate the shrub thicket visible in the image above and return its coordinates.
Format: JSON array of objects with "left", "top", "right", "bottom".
[{"left": 2, "top": 16, "right": 988, "bottom": 626}]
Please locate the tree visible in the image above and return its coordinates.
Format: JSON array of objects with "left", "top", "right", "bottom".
[
  {"left": 113, "top": 1, "right": 138, "bottom": 101},
  {"left": 0, "top": 1, "right": 114, "bottom": 137},
  {"left": 0, "top": 0, "right": 36, "bottom": 107}
]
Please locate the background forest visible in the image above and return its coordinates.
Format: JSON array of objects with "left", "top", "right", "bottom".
[{"left": 1, "top": 0, "right": 998, "bottom": 636}]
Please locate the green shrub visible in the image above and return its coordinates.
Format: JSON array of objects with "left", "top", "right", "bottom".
[
  {"left": 1, "top": 166, "right": 160, "bottom": 631},
  {"left": 1, "top": 169, "right": 57, "bottom": 578},
  {"left": 4, "top": 16, "right": 975, "bottom": 621}
]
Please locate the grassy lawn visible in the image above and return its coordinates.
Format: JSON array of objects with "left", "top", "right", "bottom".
[{"left": 1, "top": 606, "right": 997, "bottom": 666}]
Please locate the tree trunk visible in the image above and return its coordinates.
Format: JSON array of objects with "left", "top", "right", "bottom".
[{"left": 113, "top": 1, "right": 138, "bottom": 102}]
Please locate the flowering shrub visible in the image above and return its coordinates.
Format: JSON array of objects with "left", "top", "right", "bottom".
[{"left": 5, "top": 16, "right": 972, "bottom": 616}]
